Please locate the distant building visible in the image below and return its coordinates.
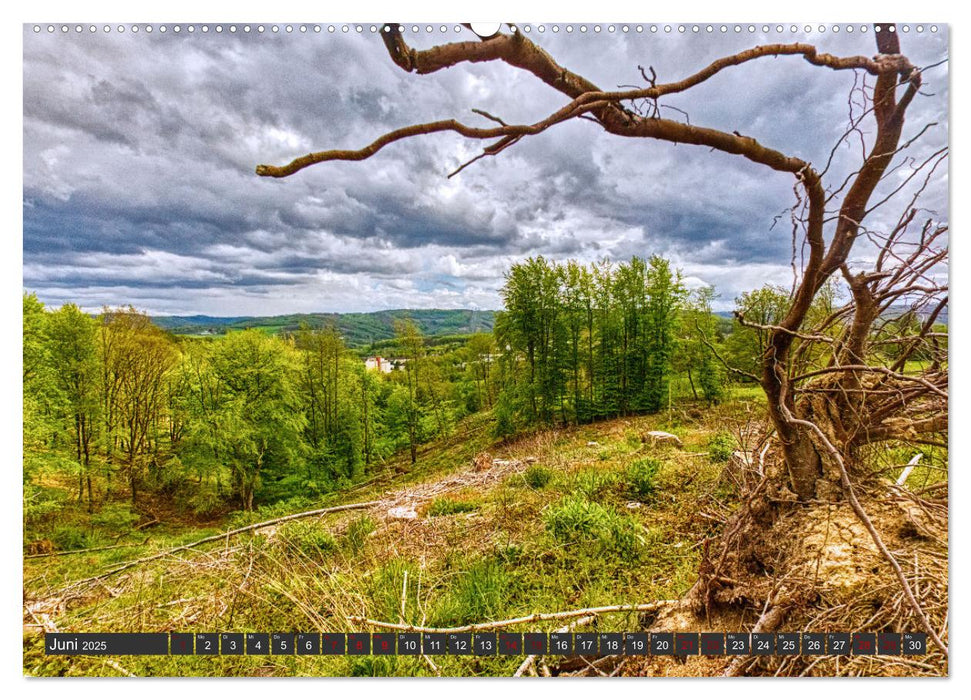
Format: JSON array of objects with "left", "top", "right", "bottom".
[{"left": 365, "top": 356, "right": 394, "bottom": 374}]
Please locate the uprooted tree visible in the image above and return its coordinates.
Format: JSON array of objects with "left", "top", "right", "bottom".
[{"left": 257, "top": 24, "right": 947, "bottom": 655}]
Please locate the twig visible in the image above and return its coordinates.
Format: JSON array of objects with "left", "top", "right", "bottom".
[
  {"left": 24, "top": 538, "right": 150, "bottom": 559},
  {"left": 514, "top": 655, "right": 537, "bottom": 677},
  {"left": 896, "top": 453, "right": 923, "bottom": 486},
  {"left": 423, "top": 654, "right": 441, "bottom": 676},
  {"left": 63, "top": 500, "right": 381, "bottom": 589},
  {"left": 135, "top": 518, "right": 159, "bottom": 531},
  {"left": 514, "top": 614, "right": 597, "bottom": 677},
  {"left": 400, "top": 570, "right": 409, "bottom": 624},
  {"left": 723, "top": 601, "right": 790, "bottom": 676},
  {"left": 350, "top": 601, "right": 676, "bottom": 633},
  {"left": 103, "top": 658, "right": 136, "bottom": 677}
]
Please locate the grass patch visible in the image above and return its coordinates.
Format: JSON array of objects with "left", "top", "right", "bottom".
[
  {"left": 428, "top": 497, "right": 479, "bottom": 517},
  {"left": 278, "top": 520, "right": 337, "bottom": 556},
  {"left": 431, "top": 557, "right": 515, "bottom": 626},
  {"left": 569, "top": 468, "right": 619, "bottom": 501},
  {"left": 369, "top": 558, "right": 421, "bottom": 623},
  {"left": 623, "top": 457, "right": 661, "bottom": 500},
  {"left": 341, "top": 514, "right": 376, "bottom": 554},
  {"left": 707, "top": 431, "right": 736, "bottom": 463},
  {"left": 523, "top": 465, "right": 553, "bottom": 489},
  {"left": 49, "top": 524, "right": 95, "bottom": 551},
  {"left": 543, "top": 494, "right": 643, "bottom": 558}
]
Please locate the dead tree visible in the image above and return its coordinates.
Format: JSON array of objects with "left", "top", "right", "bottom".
[{"left": 256, "top": 24, "right": 946, "bottom": 503}]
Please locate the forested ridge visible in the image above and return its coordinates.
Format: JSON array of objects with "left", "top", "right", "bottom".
[{"left": 152, "top": 308, "right": 496, "bottom": 346}]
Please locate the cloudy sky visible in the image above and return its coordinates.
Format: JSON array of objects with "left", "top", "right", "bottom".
[{"left": 23, "top": 23, "right": 949, "bottom": 315}]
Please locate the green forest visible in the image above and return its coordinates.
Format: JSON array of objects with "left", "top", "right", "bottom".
[{"left": 23, "top": 254, "right": 790, "bottom": 530}]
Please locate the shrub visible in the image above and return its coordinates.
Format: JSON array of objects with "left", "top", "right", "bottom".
[
  {"left": 428, "top": 498, "right": 478, "bottom": 517},
  {"left": 544, "top": 495, "right": 643, "bottom": 558},
  {"left": 23, "top": 484, "right": 63, "bottom": 524},
  {"left": 523, "top": 465, "right": 553, "bottom": 489},
  {"left": 180, "top": 483, "right": 225, "bottom": 518},
  {"left": 494, "top": 543, "right": 524, "bottom": 564},
  {"left": 492, "top": 395, "right": 518, "bottom": 439},
  {"left": 50, "top": 525, "right": 93, "bottom": 551},
  {"left": 708, "top": 431, "right": 736, "bottom": 463},
  {"left": 624, "top": 457, "right": 661, "bottom": 500},
  {"left": 350, "top": 656, "right": 397, "bottom": 677},
  {"left": 90, "top": 503, "right": 140, "bottom": 533}
]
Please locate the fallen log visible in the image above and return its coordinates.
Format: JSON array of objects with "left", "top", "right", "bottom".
[
  {"left": 349, "top": 600, "right": 678, "bottom": 634},
  {"left": 24, "top": 538, "right": 150, "bottom": 560},
  {"left": 64, "top": 500, "right": 381, "bottom": 589}
]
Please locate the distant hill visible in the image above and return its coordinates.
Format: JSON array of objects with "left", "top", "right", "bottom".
[{"left": 153, "top": 309, "right": 497, "bottom": 347}]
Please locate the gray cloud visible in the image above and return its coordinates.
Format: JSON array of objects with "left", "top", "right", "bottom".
[{"left": 23, "top": 24, "right": 949, "bottom": 314}]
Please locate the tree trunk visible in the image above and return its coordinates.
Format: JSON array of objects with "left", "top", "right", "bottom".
[
  {"left": 762, "top": 345, "right": 822, "bottom": 501},
  {"left": 778, "top": 424, "right": 823, "bottom": 500}
]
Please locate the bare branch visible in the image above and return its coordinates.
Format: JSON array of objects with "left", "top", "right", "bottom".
[{"left": 348, "top": 600, "right": 677, "bottom": 633}]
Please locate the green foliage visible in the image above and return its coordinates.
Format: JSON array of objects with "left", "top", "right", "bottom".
[
  {"left": 543, "top": 495, "right": 643, "bottom": 558},
  {"left": 369, "top": 559, "right": 420, "bottom": 623},
  {"left": 341, "top": 515, "right": 376, "bottom": 554},
  {"left": 641, "top": 256, "right": 687, "bottom": 412},
  {"left": 428, "top": 498, "right": 478, "bottom": 517},
  {"left": 431, "top": 558, "right": 513, "bottom": 627},
  {"left": 491, "top": 390, "right": 518, "bottom": 439},
  {"left": 623, "top": 457, "right": 661, "bottom": 500},
  {"left": 152, "top": 309, "right": 496, "bottom": 347},
  {"left": 496, "top": 255, "right": 687, "bottom": 428},
  {"left": 181, "top": 329, "right": 307, "bottom": 510},
  {"left": 724, "top": 284, "right": 792, "bottom": 379},
  {"left": 678, "top": 286, "right": 725, "bottom": 404},
  {"left": 523, "top": 465, "right": 553, "bottom": 489},
  {"left": 99, "top": 308, "right": 179, "bottom": 503},
  {"left": 349, "top": 656, "right": 398, "bottom": 677},
  {"left": 570, "top": 468, "right": 618, "bottom": 501},
  {"left": 90, "top": 503, "right": 140, "bottom": 532},
  {"left": 23, "top": 483, "right": 63, "bottom": 524},
  {"left": 180, "top": 483, "right": 226, "bottom": 518},
  {"left": 494, "top": 543, "right": 524, "bottom": 564},
  {"left": 708, "top": 431, "right": 736, "bottom": 463},
  {"left": 279, "top": 521, "right": 337, "bottom": 556},
  {"left": 49, "top": 525, "right": 94, "bottom": 551}
]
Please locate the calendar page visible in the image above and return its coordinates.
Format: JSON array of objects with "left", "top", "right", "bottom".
[{"left": 22, "top": 19, "right": 949, "bottom": 679}]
